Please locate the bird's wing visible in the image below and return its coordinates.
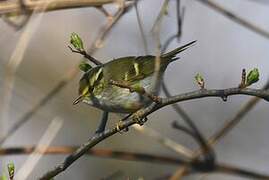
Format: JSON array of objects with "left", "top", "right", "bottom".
[{"left": 104, "top": 55, "right": 162, "bottom": 84}]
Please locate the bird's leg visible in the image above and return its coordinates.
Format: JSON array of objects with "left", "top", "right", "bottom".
[
  {"left": 116, "top": 114, "right": 132, "bottom": 133},
  {"left": 95, "top": 111, "right": 109, "bottom": 134},
  {"left": 116, "top": 114, "right": 148, "bottom": 132}
]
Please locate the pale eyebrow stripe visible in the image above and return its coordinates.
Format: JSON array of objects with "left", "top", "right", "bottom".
[
  {"left": 134, "top": 62, "right": 139, "bottom": 76},
  {"left": 95, "top": 67, "right": 103, "bottom": 81}
]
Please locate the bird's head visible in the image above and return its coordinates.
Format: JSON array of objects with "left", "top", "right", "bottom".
[{"left": 73, "top": 66, "right": 104, "bottom": 105}]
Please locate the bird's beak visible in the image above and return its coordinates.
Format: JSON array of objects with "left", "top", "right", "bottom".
[{"left": 73, "top": 95, "right": 83, "bottom": 105}]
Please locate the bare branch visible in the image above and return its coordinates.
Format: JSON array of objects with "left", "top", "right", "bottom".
[
  {"left": 133, "top": 124, "right": 194, "bottom": 159},
  {"left": 195, "top": 0, "right": 269, "bottom": 39},
  {"left": 0, "top": 0, "right": 127, "bottom": 15},
  {"left": 67, "top": 45, "right": 102, "bottom": 65},
  {"left": 39, "top": 85, "right": 269, "bottom": 179},
  {"left": 161, "top": 88, "right": 269, "bottom": 106},
  {"left": 169, "top": 80, "right": 269, "bottom": 179},
  {"left": 0, "top": 146, "right": 185, "bottom": 166},
  {"left": 134, "top": 1, "right": 148, "bottom": 54},
  {"left": 15, "top": 118, "right": 63, "bottom": 180},
  {"left": 0, "top": 1, "right": 134, "bottom": 146},
  {"left": 215, "top": 163, "right": 269, "bottom": 180},
  {"left": 207, "top": 80, "right": 269, "bottom": 147},
  {"left": 238, "top": 68, "right": 247, "bottom": 88}
]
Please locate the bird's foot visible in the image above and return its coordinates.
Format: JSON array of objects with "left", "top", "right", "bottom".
[
  {"left": 133, "top": 114, "right": 148, "bottom": 126},
  {"left": 116, "top": 120, "right": 129, "bottom": 133}
]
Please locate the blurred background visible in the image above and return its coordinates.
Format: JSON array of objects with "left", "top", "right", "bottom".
[{"left": 0, "top": 0, "right": 269, "bottom": 179}]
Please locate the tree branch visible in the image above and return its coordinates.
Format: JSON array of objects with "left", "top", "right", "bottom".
[
  {"left": 0, "top": 146, "right": 185, "bottom": 166},
  {"left": 0, "top": 0, "right": 129, "bottom": 15},
  {"left": 161, "top": 88, "right": 269, "bottom": 107},
  {"left": 169, "top": 81, "right": 269, "bottom": 179},
  {"left": 39, "top": 86, "right": 269, "bottom": 179},
  {"left": 195, "top": 0, "right": 269, "bottom": 39},
  {"left": 0, "top": 0, "right": 134, "bottom": 147},
  {"left": 67, "top": 45, "right": 102, "bottom": 65}
]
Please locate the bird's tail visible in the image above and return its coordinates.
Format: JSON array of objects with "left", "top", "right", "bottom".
[{"left": 161, "top": 40, "right": 196, "bottom": 60}]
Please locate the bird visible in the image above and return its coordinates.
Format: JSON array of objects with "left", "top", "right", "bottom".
[{"left": 73, "top": 40, "right": 196, "bottom": 114}]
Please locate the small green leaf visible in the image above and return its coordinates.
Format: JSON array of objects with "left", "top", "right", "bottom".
[
  {"left": 7, "top": 163, "right": 14, "bottom": 180},
  {"left": 79, "top": 61, "right": 92, "bottom": 72},
  {"left": 70, "top": 32, "right": 84, "bottom": 51},
  {"left": 246, "top": 68, "right": 259, "bottom": 86},
  {"left": 195, "top": 73, "right": 205, "bottom": 88}
]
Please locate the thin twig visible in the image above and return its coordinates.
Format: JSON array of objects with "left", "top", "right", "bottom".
[
  {"left": 151, "top": 0, "right": 169, "bottom": 88},
  {"left": 134, "top": 1, "right": 148, "bottom": 54},
  {"left": 15, "top": 117, "right": 63, "bottom": 180},
  {"left": 172, "top": 121, "right": 196, "bottom": 139},
  {"left": 176, "top": 0, "right": 184, "bottom": 40},
  {"left": 160, "top": 1, "right": 214, "bottom": 170},
  {"left": 195, "top": 0, "right": 269, "bottom": 39},
  {"left": 0, "top": 0, "right": 128, "bottom": 15},
  {"left": 95, "top": 5, "right": 111, "bottom": 18},
  {"left": 0, "top": 146, "right": 185, "bottom": 165},
  {"left": 239, "top": 68, "right": 247, "bottom": 88},
  {"left": 89, "top": 1, "right": 133, "bottom": 52},
  {"left": 169, "top": 80, "right": 269, "bottom": 179},
  {"left": 67, "top": 46, "right": 102, "bottom": 65},
  {"left": 133, "top": 124, "right": 194, "bottom": 159},
  {"left": 207, "top": 80, "right": 269, "bottom": 147},
  {"left": 161, "top": 88, "right": 269, "bottom": 106},
  {"left": 40, "top": 85, "right": 269, "bottom": 179},
  {"left": 215, "top": 163, "right": 269, "bottom": 180},
  {"left": 0, "top": 0, "right": 134, "bottom": 146},
  {"left": 0, "top": 0, "right": 54, "bottom": 146},
  {"left": 170, "top": 162, "right": 269, "bottom": 180}
]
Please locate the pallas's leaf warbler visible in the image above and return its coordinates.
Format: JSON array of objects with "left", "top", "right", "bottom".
[{"left": 73, "top": 41, "right": 196, "bottom": 113}]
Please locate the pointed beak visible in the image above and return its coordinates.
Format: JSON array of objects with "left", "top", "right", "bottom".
[{"left": 73, "top": 95, "right": 84, "bottom": 105}]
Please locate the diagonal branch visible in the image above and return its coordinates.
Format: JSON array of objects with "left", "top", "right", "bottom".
[
  {"left": 0, "top": 1, "right": 134, "bottom": 146},
  {"left": 0, "top": 146, "right": 185, "bottom": 166},
  {"left": 67, "top": 45, "right": 102, "bottom": 65},
  {"left": 195, "top": 0, "right": 269, "bottom": 39},
  {"left": 0, "top": 0, "right": 130, "bottom": 15},
  {"left": 134, "top": 0, "right": 148, "bottom": 54},
  {"left": 169, "top": 80, "right": 269, "bottom": 179},
  {"left": 39, "top": 86, "right": 269, "bottom": 179}
]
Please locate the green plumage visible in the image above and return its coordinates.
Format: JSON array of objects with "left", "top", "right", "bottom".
[{"left": 74, "top": 41, "right": 196, "bottom": 113}]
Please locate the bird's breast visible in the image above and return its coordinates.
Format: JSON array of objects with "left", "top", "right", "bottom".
[{"left": 84, "top": 74, "right": 162, "bottom": 113}]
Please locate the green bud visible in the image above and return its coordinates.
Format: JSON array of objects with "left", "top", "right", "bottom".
[
  {"left": 70, "top": 32, "right": 84, "bottom": 51},
  {"left": 195, "top": 73, "right": 205, "bottom": 88},
  {"left": 79, "top": 61, "right": 92, "bottom": 72},
  {"left": 246, "top": 68, "right": 259, "bottom": 86},
  {"left": 7, "top": 163, "right": 14, "bottom": 179}
]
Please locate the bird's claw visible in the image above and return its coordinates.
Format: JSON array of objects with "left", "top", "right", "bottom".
[
  {"left": 134, "top": 115, "right": 148, "bottom": 126},
  {"left": 116, "top": 121, "right": 129, "bottom": 133}
]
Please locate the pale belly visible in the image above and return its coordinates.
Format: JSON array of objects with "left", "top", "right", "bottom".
[{"left": 83, "top": 75, "right": 161, "bottom": 113}]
